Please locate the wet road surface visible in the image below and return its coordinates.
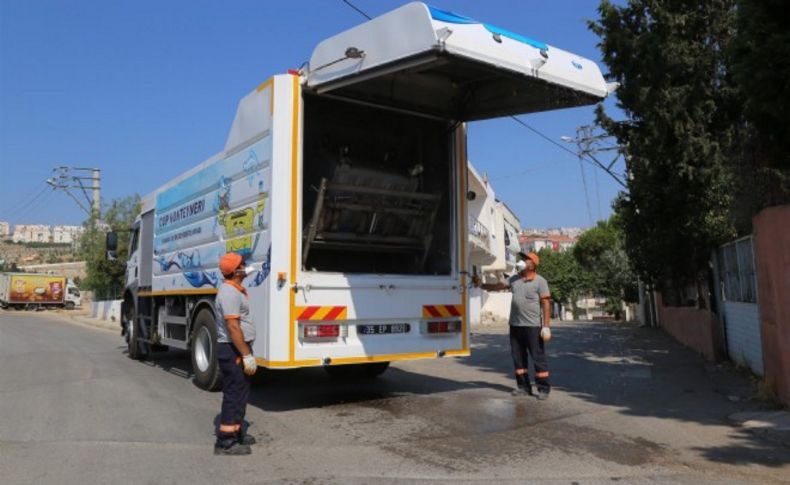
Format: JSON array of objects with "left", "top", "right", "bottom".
[{"left": 1, "top": 312, "right": 788, "bottom": 484}]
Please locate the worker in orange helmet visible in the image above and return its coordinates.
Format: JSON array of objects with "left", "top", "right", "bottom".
[
  {"left": 214, "top": 252, "right": 258, "bottom": 455},
  {"left": 473, "top": 251, "right": 552, "bottom": 400}
]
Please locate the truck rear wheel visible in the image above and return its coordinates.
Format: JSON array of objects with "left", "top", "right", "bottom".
[
  {"left": 324, "top": 362, "right": 390, "bottom": 379},
  {"left": 191, "top": 310, "right": 222, "bottom": 391}
]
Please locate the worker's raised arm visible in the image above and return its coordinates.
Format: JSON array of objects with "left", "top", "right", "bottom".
[{"left": 472, "top": 274, "right": 510, "bottom": 292}]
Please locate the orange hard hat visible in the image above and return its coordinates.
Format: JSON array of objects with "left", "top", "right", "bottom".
[
  {"left": 219, "top": 252, "right": 243, "bottom": 277},
  {"left": 525, "top": 251, "right": 540, "bottom": 266}
]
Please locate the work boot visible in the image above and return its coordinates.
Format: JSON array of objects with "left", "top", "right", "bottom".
[
  {"left": 238, "top": 433, "right": 257, "bottom": 446},
  {"left": 511, "top": 386, "right": 533, "bottom": 397},
  {"left": 214, "top": 441, "right": 252, "bottom": 455},
  {"left": 537, "top": 390, "right": 550, "bottom": 401}
]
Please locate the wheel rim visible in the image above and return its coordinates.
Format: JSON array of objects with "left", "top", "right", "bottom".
[{"left": 194, "top": 326, "right": 212, "bottom": 373}]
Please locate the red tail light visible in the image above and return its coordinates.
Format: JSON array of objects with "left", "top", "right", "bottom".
[
  {"left": 427, "top": 321, "right": 461, "bottom": 334},
  {"left": 304, "top": 324, "right": 340, "bottom": 338}
]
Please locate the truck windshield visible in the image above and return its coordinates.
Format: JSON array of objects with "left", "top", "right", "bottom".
[{"left": 129, "top": 227, "right": 139, "bottom": 256}]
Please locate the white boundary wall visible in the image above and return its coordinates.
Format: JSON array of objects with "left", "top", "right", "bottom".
[{"left": 91, "top": 300, "right": 122, "bottom": 322}]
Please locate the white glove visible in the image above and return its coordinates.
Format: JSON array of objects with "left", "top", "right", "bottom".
[
  {"left": 540, "top": 326, "right": 551, "bottom": 342},
  {"left": 242, "top": 354, "right": 257, "bottom": 375}
]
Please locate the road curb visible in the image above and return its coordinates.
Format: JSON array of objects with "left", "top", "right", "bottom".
[{"left": 50, "top": 312, "right": 120, "bottom": 333}]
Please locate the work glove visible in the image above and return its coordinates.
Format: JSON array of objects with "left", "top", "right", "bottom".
[
  {"left": 242, "top": 354, "right": 257, "bottom": 375},
  {"left": 540, "top": 326, "right": 551, "bottom": 342},
  {"left": 471, "top": 275, "right": 481, "bottom": 288}
]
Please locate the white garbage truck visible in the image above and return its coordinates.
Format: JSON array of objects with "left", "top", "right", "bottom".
[{"left": 114, "top": 2, "right": 608, "bottom": 390}]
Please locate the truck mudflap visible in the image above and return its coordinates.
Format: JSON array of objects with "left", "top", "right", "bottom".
[{"left": 306, "top": 2, "right": 608, "bottom": 120}]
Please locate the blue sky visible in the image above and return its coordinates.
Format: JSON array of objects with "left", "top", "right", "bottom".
[{"left": 0, "top": 0, "right": 624, "bottom": 229}]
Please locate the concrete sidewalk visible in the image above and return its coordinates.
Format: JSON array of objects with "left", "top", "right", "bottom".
[
  {"left": 68, "top": 313, "right": 120, "bottom": 332},
  {"left": 5, "top": 308, "right": 124, "bottom": 333}
]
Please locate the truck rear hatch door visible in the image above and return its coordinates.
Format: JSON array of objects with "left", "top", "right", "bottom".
[{"left": 306, "top": 2, "right": 608, "bottom": 121}]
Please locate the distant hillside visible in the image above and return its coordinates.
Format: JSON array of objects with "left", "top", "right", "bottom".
[{"left": 0, "top": 240, "right": 77, "bottom": 265}]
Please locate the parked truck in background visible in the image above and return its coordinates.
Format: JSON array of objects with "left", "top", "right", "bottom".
[
  {"left": 113, "top": 2, "right": 609, "bottom": 390},
  {"left": 0, "top": 273, "right": 82, "bottom": 310}
]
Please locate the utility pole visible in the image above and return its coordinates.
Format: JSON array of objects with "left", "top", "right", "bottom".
[
  {"left": 561, "top": 125, "right": 627, "bottom": 190},
  {"left": 47, "top": 166, "right": 101, "bottom": 221},
  {"left": 92, "top": 168, "right": 101, "bottom": 219}
]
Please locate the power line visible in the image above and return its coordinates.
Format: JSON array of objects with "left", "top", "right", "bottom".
[
  {"left": 487, "top": 162, "right": 559, "bottom": 181},
  {"left": 341, "top": 0, "right": 371, "bottom": 19},
  {"left": 593, "top": 166, "right": 602, "bottom": 221},
  {"left": 577, "top": 157, "right": 594, "bottom": 225},
  {"left": 1, "top": 182, "right": 48, "bottom": 219},
  {"left": 5, "top": 186, "right": 50, "bottom": 220},
  {"left": 509, "top": 116, "right": 585, "bottom": 161},
  {"left": 13, "top": 187, "right": 56, "bottom": 222}
]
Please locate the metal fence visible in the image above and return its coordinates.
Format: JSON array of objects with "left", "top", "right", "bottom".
[{"left": 718, "top": 236, "right": 757, "bottom": 303}]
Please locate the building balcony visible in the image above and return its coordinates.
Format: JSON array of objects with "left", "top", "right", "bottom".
[{"left": 468, "top": 216, "right": 496, "bottom": 265}]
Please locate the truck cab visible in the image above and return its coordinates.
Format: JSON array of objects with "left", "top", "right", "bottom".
[{"left": 65, "top": 280, "right": 81, "bottom": 309}]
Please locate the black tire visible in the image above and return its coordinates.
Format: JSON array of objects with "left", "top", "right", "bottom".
[
  {"left": 64, "top": 301, "right": 75, "bottom": 310},
  {"left": 191, "top": 310, "right": 222, "bottom": 391},
  {"left": 324, "top": 362, "right": 390, "bottom": 379},
  {"left": 125, "top": 302, "right": 148, "bottom": 360}
]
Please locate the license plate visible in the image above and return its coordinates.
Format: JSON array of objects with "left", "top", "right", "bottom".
[{"left": 357, "top": 323, "right": 410, "bottom": 335}]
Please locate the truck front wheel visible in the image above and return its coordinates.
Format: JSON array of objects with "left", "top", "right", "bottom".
[
  {"left": 191, "top": 310, "right": 222, "bottom": 391},
  {"left": 125, "top": 303, "right": 148, "bottom": 360}
]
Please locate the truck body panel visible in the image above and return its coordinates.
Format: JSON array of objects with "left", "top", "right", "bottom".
[{"left": 307, "top": 2, "right": 607, "bottom": 120}]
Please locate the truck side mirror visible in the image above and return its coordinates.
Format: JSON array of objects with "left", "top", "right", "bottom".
[{"left": 106, "top": 232, "right": 118, "bottom": 261}]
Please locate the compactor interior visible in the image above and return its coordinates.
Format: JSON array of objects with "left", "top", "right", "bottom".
[{"left": 302, "top": 94, "right": 454, "bottom": 275}]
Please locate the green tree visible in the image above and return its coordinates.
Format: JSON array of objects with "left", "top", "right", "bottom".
[
  {"left": 0, "top": 261, "right": 20, "bottom": 272},
  {"left": 573, "top": 216, "right": 638, "bottom": 319},
  {"left": 590, "top": 0, "right": 740, "bottom": 285},
  {"left": 730, "top": 0, "right": 790, "bottom": 171},
  {"left": 728, "top": 0, "right": 790, "bottom": 216},
  {"left": 537, "top": 247, "right": 592, "bottom": 319},
  {"left": 78, "top": 195, "right": 140, "bottom": 299}
]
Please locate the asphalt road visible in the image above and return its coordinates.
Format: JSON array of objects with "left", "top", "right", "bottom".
[{"left": 1, "top": 312, "right": 788, "bottom": 484}]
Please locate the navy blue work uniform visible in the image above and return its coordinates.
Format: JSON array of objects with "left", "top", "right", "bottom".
[{"left": 214, "top": 279, "right": 255, "bottom": 447}]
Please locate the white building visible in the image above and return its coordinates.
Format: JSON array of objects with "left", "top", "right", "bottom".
[
  {"left": 0, "top": 221, "right": 10, "bottom": 238},
  {"left": 52, "top": 225, "right": 84, "bottom": 244},
  {"left": 466, "top": 164, "right": 522, "bottom": 327},
  {"left": 12, "top": 224, "right": 52, "bottom": 243}
]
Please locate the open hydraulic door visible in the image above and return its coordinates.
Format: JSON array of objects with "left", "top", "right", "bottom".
[{"left": 306, "top": 2, "right": 609, "bottom": 120}]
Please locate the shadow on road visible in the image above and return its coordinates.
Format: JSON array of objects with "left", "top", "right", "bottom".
[
  {"left": 123, "top": 319, "right": 788, "bottom": 468},
  {"left": 128, "top": 346, "right": 511, "bottom": 413},
  {"left": 246, "top": 366, "right": 512, "bottom": 413},
  {"left": 462, "top": 321, "right": 789, "bottom": 468}
]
